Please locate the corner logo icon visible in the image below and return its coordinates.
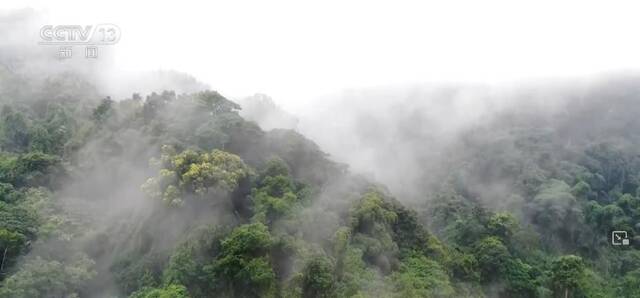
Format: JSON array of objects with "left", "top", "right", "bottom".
[
  {"left": 39, "top": 24, "right": 121, "bottom": 45},
  {"left": 611, "top": 231, "right": 630, "bottom": 246}
]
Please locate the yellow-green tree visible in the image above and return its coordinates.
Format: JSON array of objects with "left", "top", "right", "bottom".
[{"left": 142, "top": 146, "right": 251, "bottom": 206}]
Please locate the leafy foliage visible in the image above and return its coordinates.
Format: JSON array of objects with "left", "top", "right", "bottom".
[
  {"left": 143, "top": 146, "right": 251, "bottom": 206},
  {"left": 0, "top": 68, "right": 639, "bottom": 298},
  {"left": 0, "top": 254, "right": 95, "bottom": 298}
]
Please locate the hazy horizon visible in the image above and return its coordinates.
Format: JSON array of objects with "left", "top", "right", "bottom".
[{"left": 4, "top": 0, "right": 640, "bottom": 113}]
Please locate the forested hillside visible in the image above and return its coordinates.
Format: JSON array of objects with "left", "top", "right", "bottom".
[{"left": 0, "top": 65, "right": 639, "bottom": 298}]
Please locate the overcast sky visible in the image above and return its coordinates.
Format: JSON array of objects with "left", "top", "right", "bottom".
[{"left": 3, "top": 0, "right": 640, "bottom": 112}]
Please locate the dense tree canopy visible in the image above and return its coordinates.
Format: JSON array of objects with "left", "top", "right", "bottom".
[{"left": 0, "top": 67, "right": 639, "bottom": 297}]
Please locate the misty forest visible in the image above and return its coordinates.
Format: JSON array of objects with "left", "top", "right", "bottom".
[
  {"left": 2, "top": 16, "right": 640, "bottom": 297},
  {"left": 1, "top": 65, "right": 640, "bottom": 298}
]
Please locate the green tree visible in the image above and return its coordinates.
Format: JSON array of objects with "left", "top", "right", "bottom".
[
  {"left": 251, "top": 167, "right": 308, "bottom": 225},
  {"left": 142, "top": 146, "right": 251, "bottom": 206},
  {"left": 503, "top": 259, "right": 538, "bottom": 298},
  {"left": 571, "top": 180, "right": 591, "bottom": 198},
  {"left": 550, "top": 255, "right": 585, "bottom": 298},
  {"left": 302, "top": 256, "right": 335, "bottom": 298},
  {"left": 0, "top": 106, "right": 30, "bottom": 152},
  {"left": 92, "top": 97, "right": 114, "bottom": 124},
  {"left": 162, "top": 245, "right": 200, "bottom": 293},
  {"left": 389, "top": 255, "right": 454, "bottom": 298},
  {"left": 210, "top": 223, "right": 276, "bottom": 297},
  {"left": 617, "top": 269, "right": 640, "bottom": 297},
  {"left": 130, "top": 284, "right": 191, "bottom": 298},
  {"left": 528, "top": 179, "right": 582, "bottom": 247},
  {"left": 474, "top": 236, "right": 510, "bottom": 283},
  {"left": 486, "top": 212, "right": 519, "bottom": 242},
  {"left": 0, "top": 183, "right": 22, "bottom": 203},
  {"left": 349, "top": 190, "right": 399, "bottom": 272},
  {"left": 196, "top": 90, "right": 241, "bottom": 115},
  {"left": 0, "top": 255, "right": 95, "bottom": 298}
]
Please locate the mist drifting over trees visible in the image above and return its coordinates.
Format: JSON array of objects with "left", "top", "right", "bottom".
[{"left": 1, "top": 7, "right": 640, "bottom": 298}]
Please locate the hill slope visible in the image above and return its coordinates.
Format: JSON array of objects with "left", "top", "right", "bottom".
[{"left": 0, "top": 70, "right": 639, "bottom": 297}]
